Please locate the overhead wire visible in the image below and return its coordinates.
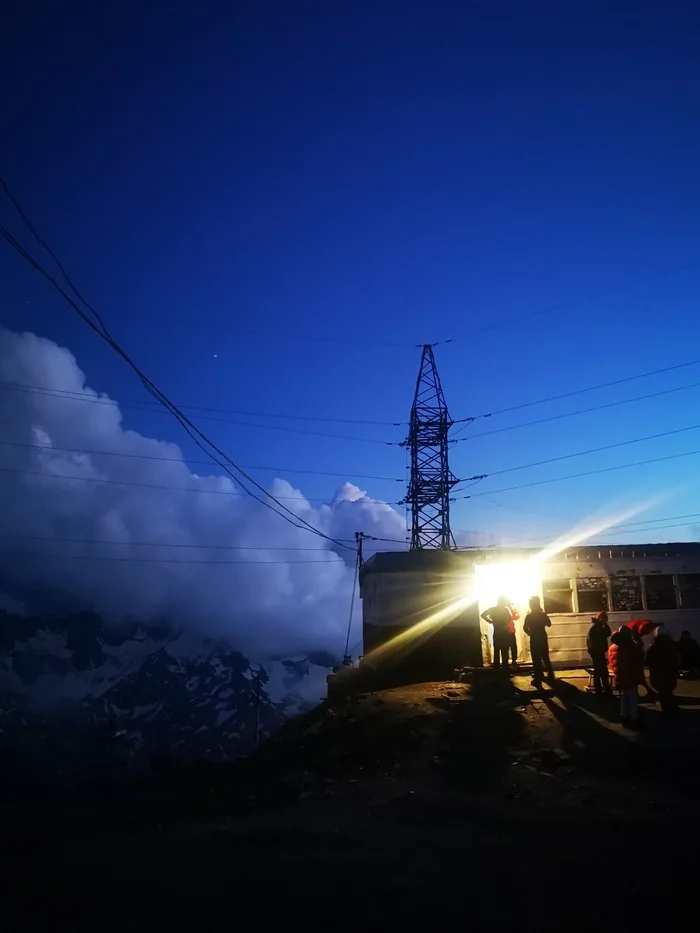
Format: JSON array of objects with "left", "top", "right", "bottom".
[
  {"left": 0, "top": 550, "right": 345, "bottom": 565},
  {"left": 0, "top": 533, "right": 349, "bottom": 551},
  {"left": 0, "top": 188, "right": 354, "bottom": 549},
  {"left": 0, "top": 439, "right": 404, "bottom": 483},
  {"left": 453, "top": 258, "right": 700, "bottom": 342},
  {"left": 113, "top": 316, "right": 452, "bottom": 350},
  {"left": 0, "top": 177, "right": 442, "bottom": 353},
  {"left": 457, "top": 419, "right": 700, "bottom": 485},
  {"left": 0, "top": 464, "right": 390, "bottom": 501},
  {"left": 0, "top": 381, "right": 397, "bottom": 445},
  {"left": 456, "top": 446, "right": 700, "bottom": 500},
  {"left": 451, "top": 355, "right": 700, "bottom": 439},
  {"left": 486, "top": 510, "right": 700, "bottom": 546},
  {"left": 0, "top": 379, "right": 403, "bottom": 425},
  {"left": 453, "top": 379, "right": 700, "bottom": 442}
]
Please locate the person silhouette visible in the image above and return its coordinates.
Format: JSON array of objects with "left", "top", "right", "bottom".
[
  {"left": 481, "top": 595, "right": 513, "bottom": 671},
  {"left": 524, "top": 595, "right": 554, "bottom": 687}
]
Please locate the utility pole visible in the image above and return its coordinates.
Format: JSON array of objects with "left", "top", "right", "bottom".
[
  {"left": 404, "top": 344, "right": 459, "bottom": 550},
  {"left": 254, "top": 666, "right": 262, "bottom": 750},
  {"left": 342, "top": 534, "right": 362, "bottom": 667},
  {"left": 355, "top": 530, "right": 365, "bottom": 568}
]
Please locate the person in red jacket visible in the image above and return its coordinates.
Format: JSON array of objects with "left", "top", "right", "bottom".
[
  {"left": 646, "top": 631, "right": 678, "bottom": 717},
  {"left": 608, "top": 625, "right": 644, "bottom": 729}
]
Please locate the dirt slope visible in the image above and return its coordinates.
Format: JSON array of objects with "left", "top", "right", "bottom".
[{"left": 8, "top": 672, "right": 700, "bottom": 930}]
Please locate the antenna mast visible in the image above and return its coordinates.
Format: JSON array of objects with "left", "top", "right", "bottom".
[{"left": 405, "top": 344, "right": 459, "bottom": 549}]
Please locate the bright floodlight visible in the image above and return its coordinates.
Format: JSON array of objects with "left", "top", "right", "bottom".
[{"left": 473, "top": 559, "right": 542, "bottom": 612}]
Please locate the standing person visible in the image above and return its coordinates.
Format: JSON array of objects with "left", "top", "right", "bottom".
[
  {"left": 481, "top": 595, "right": 513, "bottom": 671},
  {"left": 608, "top": 626, "right": 644, "bottom": 729},
  {"left": 626, "top": 619, "right": 659, "bottom": 700},
  {"left": 523, "top": 595, "right": 554, "bottom": 687},
  {"left": 646, "top": 631, "right": 679, "bottom": 717},
  {"left": 507, "top": 601, "right": 520, "bottom": 668},
  {"left": 678, "top": 630, "right": 700, "bottom": 676},
  {"left": 587, "top": 610, "right": 612, "bottom": 696}
]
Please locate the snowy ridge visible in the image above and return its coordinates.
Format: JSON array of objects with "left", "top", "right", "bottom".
[{"left": 0, "top": 610, "right": 333, "bottom": 779}]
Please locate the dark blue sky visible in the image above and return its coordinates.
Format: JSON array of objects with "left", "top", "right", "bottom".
[{"left": 2, "top": 0, "right": 700, "bottom": 544}]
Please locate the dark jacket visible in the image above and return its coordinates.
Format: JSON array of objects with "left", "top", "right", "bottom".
[
  {"left": 481, "top": 605, "right": 512, "bottom": 633},
  {"left": 587, "top": 619, "right": 611, "bottom": 658},
  {"left": 608, "top": 627, "right": 644, "bottom": 690},
  {"left": 678, "top": 634, "right": 700, "bottom": 670},
  {"left": 646, "top": 633, "right": 678, "bottom": 694},
  {"left": 523, "top": 610, "right": 551, "bottom": 641}
]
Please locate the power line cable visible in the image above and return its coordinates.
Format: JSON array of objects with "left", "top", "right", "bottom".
[
  {"left": 0, "top": 551, "right": 344, "bottom": 565},
  {"left": 0, "top": 533, "right": 345, "bottom": 551},
  {"left": 0, "top": 175, "right": 441, "bottom": 353},
  {"left": 472, "top": 510, "right": 700, "bottom": 545},
  {"left": 362, "top": 535, "right": 409, "bottom": 544},
  {"left": 593, "top": 520, "right": 700, "bottom": 538},
  {"left": 0, "top": 381, "right": 396, "bottom": 445},
  {"left": 455, "top": 258, "right": 700, "bottom": 342},
  {"left": 453, "top": 379, "right": 700, "bottom": 442},
  {"left": 0, "top": 439, "right": 404, "bottom": 483},
  {"left": 1, "top": 220, "right": 340, "bottom": 541},
  {"left": 458, "top": 419, "right": 700, "bottom": 485},
  {"left": 0, "top": 379, "right": 404, "bottom": 427},
  {"left": 112, "top": 315, "right": 452, "bottom": 350},
  {"left": 456, "top": 446, "right": 700, "bottom": 500},
  {"left": 0, "top": 197, "right": 352, "bottom": 549},
  {"left": 451, "top": 355, "right": 700, "bottom": 438},
  {"left": 0, "top": 464, "right": 391, "bottom": 502}
]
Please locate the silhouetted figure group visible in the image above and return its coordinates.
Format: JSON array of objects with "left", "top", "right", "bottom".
[
  {"left": 601, "top": 615, "right": 695, "bottom": 729},
  {"left": 480, "top": 596, "right": 519, "bottom": 671},
  {"left": 482, "top": 595, "right": 554, "bottom": 687},
  {"left": 483, "top": 595, "right": 700, "bottom": 731}
]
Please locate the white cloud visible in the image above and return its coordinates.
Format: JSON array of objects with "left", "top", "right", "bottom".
[{"left": 0, "top": 328, "right": 409, "bottom": 662}]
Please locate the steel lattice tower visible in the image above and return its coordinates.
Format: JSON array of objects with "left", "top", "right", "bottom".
[{"left": 404, "top": 344, "right": 459, "bottom": 549}]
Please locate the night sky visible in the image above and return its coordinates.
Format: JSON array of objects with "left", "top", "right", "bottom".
[{"left": 3, "top": 0, "right": 700, "bottom": 548}]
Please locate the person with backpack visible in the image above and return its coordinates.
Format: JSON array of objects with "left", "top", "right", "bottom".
[
  {"left": 523, "top": 595, "right": 554, "bottom": 687},
  {"left": 646, "top": 630, "right": 679, "bottom": 717},
  {"left": 587, "top": 610, "right": 612, "bottom": 696}
]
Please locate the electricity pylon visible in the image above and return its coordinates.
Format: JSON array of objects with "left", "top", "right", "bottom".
[{"left": 404, "top": 344, "right": 459, "bottom": 549}]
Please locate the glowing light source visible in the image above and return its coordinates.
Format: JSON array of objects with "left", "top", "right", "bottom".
[{"left": 473, "top": 559, "right": 542, "bottom": 615}]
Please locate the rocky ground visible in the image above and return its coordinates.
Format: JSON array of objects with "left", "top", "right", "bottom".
[{"left": 7, "top": 670, "right": 700, "bottom": 930}]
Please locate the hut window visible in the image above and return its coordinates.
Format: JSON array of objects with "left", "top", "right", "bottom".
[
  {"left": 644, "top": 575, "right": 677, "bottom": 611},
  {"left": 543, "top": 579, "right": 573, "bottom": 613}
]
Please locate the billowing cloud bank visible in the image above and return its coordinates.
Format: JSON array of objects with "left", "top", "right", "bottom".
[{"left": 0, "top": 328, "right": 409, "bottom": 661}]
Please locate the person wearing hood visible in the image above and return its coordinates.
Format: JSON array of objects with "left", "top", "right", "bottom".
[
  {"left": 608, "top": 625, "right": 644, "bottom": 729},
  {"left": 587, "top": 610, "right": 612, "bottom": 696},
  {"left": 646, "top": 630, "right": 679, "bottom": 717}
]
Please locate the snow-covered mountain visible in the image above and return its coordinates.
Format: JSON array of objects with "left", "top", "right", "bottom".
[{"left": 0, "top": 610, "right": 334, "bottom": 782}]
